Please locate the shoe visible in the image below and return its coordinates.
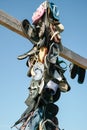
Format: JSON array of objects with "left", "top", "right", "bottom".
[
  {"left": 17, "top": 46, "right": 38, "bottom": 60},
  {"left": 69, "top": 63, "right": 78, "bottom": 79},
  {"left": 78, "top": 67, "right": 86, "bottom": 84},
  {"left": 69, "top": 63, "right": 86, "bottom": 84},
  {"left": 25, "top": 80, "right": 39, "bottom": 106},
  {"left": 45, "top": 103, "right": 59, "bottom": 119},
  {"left": 40, "top": 88, "right": 54, "bottom": 105},
  {"left": 37, "top": 37, "right": 45, "bottom": 48},
  {"left": 53, "top": 87, "right": 61, "bottom": 102},
  {"left": 22, "top": 19, "right": 38, "bottom": 45}
]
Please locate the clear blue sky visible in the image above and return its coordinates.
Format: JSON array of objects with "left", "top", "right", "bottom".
[{"left": 0, "top": 0, "right": 87, "bottom": 130}]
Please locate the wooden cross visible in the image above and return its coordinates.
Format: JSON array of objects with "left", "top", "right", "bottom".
[{"left": 0, "top": 10, "right": 87, "bottom": 69}]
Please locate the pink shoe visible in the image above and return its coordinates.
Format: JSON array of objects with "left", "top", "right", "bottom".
[{"left": 32, "top": 4, "right": 46, "bottom": 24}]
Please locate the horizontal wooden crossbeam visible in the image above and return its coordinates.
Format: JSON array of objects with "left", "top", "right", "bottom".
[
  {"left": 0, "top": 10, "right": 87, "bottom": 69},
  {"left": 60, "top": 47, "right": 87, "bottom": 69},
  {"left": 0, "top": 10, "right": 25, "bottom": 38}
]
